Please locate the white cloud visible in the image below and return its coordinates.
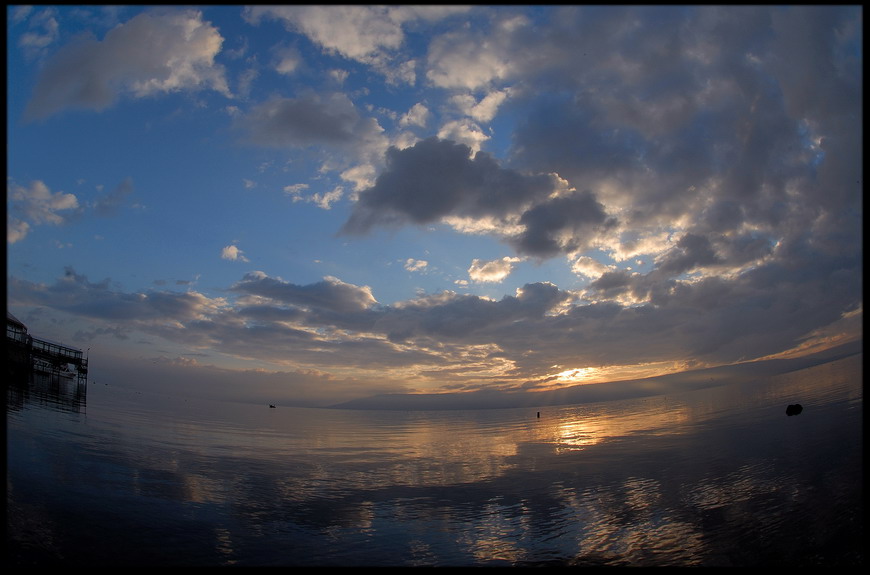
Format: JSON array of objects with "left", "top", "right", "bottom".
[
  {"left": 221, "top": 245, "right": 249, "bottom": 262},
  {"left": 340, "top": 164, "right": 377, "bottom": 192},
  {"left": 273, "top": 46, "right": 302, "bottom": 75},
  {"left": 437, "top": 119, "right": 490, "bottom": 154},
  {"left": 570, "top": 255, "right": 615, "bottom": 279},
  {"left": 245, "top": 6, "right": 406, "bottom": 64},
  {"left": 17, "top": 7, "right": 59, "bottom": 59},
  {"left": 7, "top": 180, "right": 81, "bottom": 243},
  {"left": 244, "top": 5, "right": 469, "bottom": 72},
  {"left": 468, "top": 257, "right": 522, "bottom": 283},
  {"left": 7, "top": 219, "right": 30, "bottom": 245},
  {"left": 404, "top": 258, "right": 428, "bottom": 272},
  {"left": 426, "top": 17, "right": 522, "bottom": 91},
  {"left": 450, "top": 89, "right": 511, "bottom": 123},
  {"left": 400, "top": 102, "right": 430, "bottom": 128}
]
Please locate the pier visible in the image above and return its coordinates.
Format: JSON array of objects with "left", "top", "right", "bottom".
[{"left": 7, "top": 312, "right": 89, "bottom": 385}]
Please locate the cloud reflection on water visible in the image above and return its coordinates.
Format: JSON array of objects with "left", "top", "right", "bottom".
[{"left": 6, "top": 354, "right": 862, "bottom": 566}]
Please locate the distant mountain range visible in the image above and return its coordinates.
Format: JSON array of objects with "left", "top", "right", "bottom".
[{"left": 329, "top": 340, "right": 862, "bottom": 411}]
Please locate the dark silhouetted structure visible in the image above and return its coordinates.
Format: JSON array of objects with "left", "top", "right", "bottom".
[{"left": 7, "top": 311, "right": 88, "bottom": 385}]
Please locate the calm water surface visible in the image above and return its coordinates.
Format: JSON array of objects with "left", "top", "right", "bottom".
[{"left": 6, "top": 355, "right": 863, "bottom": 566}]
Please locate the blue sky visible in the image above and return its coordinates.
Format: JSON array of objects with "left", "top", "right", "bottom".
[{"left": 7, "top": 5, "right": 862, "bottom": 407}]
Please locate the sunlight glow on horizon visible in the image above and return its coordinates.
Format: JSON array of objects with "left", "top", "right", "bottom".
[{"left": 7, "top": 6, "right": 861, "bottom": 408}]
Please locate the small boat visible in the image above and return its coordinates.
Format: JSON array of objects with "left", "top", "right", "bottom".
[{"left": 269, "top": 404, "right": 276, "bottom": 408}]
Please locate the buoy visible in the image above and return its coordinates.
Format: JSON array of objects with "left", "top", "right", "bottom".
[{"left": 786, "top": 403, "right": 803, "bottom": 416}]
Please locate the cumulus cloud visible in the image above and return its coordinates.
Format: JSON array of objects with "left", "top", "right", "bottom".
[
  {"left": 6, "top": 6, "right": 861, "bottom": 404},
  {"left": 25, "top": 8, "right": 230, "bottom": 120},
  {"left": 238, "top": 92, "right": 381, "bottom": 147},
  {"left": 503, "top": 6, "right": 861, "bottom": 275},
  {"left": 400, "top": 102, "right": 430, "bottom": 128},
  {"left": 571, "top": 255, "right": 615, "bottom": 280},
  {"left": 221, "top": 244, "right": 249, "bottom": 263},
  {"left": 405, "top": 258, "right": 428, "bottom": 272},
  {"left": 340, "top": 137, "right": 562, "bottom": 235},
  {"left": 285, "top": 183, "right": 344, "bottom": 209},
  {"left": 436, "top": 119, "right": 490, "bottom": 154},
  {"left": 7, "top": 253, "right": 861, "bottom": 401},
  {"left": 7, "top": 267, "right": 227, "bottom": 322},
  {"left": 468, "top": 257, "right": 522, "bottom": 283},
  {"left": 272, "top": 45, "right": 302, "bottom": 75},
  {"left": 426, "top": 15, "right": 527, "bottom": 90},
  {"left": 16, "top": 6, "right": 59, "bottom": 60},
  {"left": 7, "top": 219, "right": 30, "bottom": 245},
  {"left": 450, "top": 89, "right": 511, "bottom": 123},
  {"left": 341, "top": 137, "right": 618, "bottom": 259},
  {"left": 231, "top": 271, "right": 377, "bottom": 314},
  {"left": 236, "top": 91, "right": 389, "bottom": 174},
  {"left": 244, "top": 5, "right": 469, "bottom": 74},
  {"left": 7, "top": 180, "right": 81, "bottom": 243}
]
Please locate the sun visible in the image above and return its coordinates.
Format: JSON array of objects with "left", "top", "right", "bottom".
[{"left": 553, "top": 366, "right": 603, "bottom": 384}]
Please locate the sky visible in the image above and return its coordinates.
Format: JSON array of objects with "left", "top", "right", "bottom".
[{"left": 6, "top": 5, "right": 863, "bottom": 408}]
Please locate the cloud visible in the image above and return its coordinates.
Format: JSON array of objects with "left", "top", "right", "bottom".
[
  {"left": 436, "top": 119, "right": 490, "bottom": 154},
  {"left": 7, "top": 267, "right": 227, "bottom": 322},
  {"left": 236, "top": 92, "right": 388, "bottom": 169},
  {"left": 339, "top": 137, "right": 560, "bottom": 236},
  {"left": 221, "top": 245, "right": 249, "bottom": 263},
  {"left": 285, "top": 183, "right": 344, "bottom": 210},
  {"left": 511, "top": 190, "right": 614, "bottom": 258},
  {"left": 340, "top": 137, "right": 623, "bottom": 259},
  {"left": 6, "top": 6, "right": 862, "bottom": 405},
  {"left": 571, "top": 255, "right": 614, "bottom": 279},
  {"left": 468, "top": 257, "right": 522, "bottom": 283},
  {"left": 7, "top": 219, "right": 30, "bottom": 245},
  {"left": 231, "top": 271, "right": 377, "bottom": 314},
  {"left": 16, "top": 6, "right": 59, "bottom": 59},
  {"left": 93, "top": 177, "right": 134, "bottom": 217},
  {"left": 7, "top": 257, "right": 860, "bottom": 400},
  {"left": 25, "top": 8, "right": 229, "bottom": 120},
  {"left": 244, "top": 5, "right": 470, "bottom": 73},
  {"left": 7, "top": 180, "right": 82, "bottom": 243},
  {"left": 399, "top": 102, "right": 430, "bottom": 128},
  {"left": 426, "top": 14, "right": 528, "bottom": 90},
  {"left": 404, "top": 259, "right": 428, "bottom": 272},
  {"left": 450, "top": 89, "right": 511, "bottom": 123},
  {"left": 272, "top": 45, "right": 302, "bottom": 76}
]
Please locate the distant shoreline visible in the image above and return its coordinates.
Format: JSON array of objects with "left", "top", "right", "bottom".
[{"left": 328, "top": 340, "right": 862, "bottom": 412}]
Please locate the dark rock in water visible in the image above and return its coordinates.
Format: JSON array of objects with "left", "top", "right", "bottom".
[{"left": 786, "top": 403, "right": 803, "bottom": 416}]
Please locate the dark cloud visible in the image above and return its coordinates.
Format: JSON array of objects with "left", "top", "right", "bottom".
[
  {"left": 511, "top": 190, "right": 614, "bottom": 258},
  {"left": 656, "top": 233, "right": 720, "bottom": 276},
  {"left": 238, "top": 92, "right": 383, "bottom": 149},
  {"left": 340, "top": 137, "right": 557, "bottom": 234},
  {"left": 502, "top": 5, "right": 861, "bottom": 272},
  {"left": 371, "top": 281, "right": 571, "bottom": 343},
  {"left": 340, "top": 137, "right": 617, "bottom": 258},
  {"left": 230, "top": 272, "right": 377, "bottom": 313},
  {"left": 7, "top": 6, "right": 861, "bottom": 405},
  {"left": 7, "top": 267, "right": 216, "bottom": 323},
  {"left": 24, "top": 9, "right": 228, "bottom": 120}
]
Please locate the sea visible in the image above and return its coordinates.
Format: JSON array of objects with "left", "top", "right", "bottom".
[{"left": 5, "top": 353, "right": 863, "bottom": 567}]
